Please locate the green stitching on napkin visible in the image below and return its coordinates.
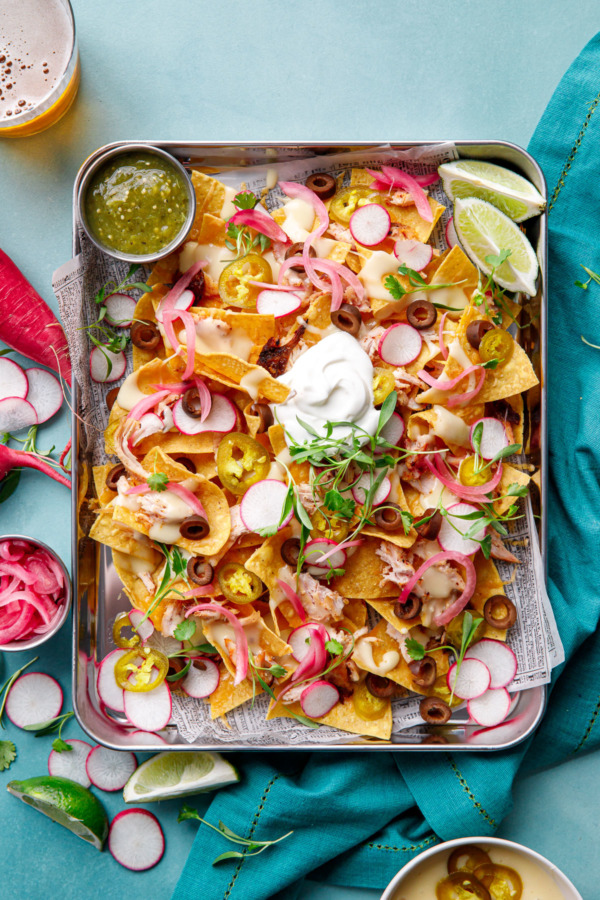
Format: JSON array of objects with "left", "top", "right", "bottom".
[
  {"left": 573, "top": 694, "right": 600, "bottom": 754},
  {"left": 223, "top": 773, "right": 282, "bottom": 899},
  {"left": 548, "top": 88, "right": 600, "bottom": 212},
  {"left": 449, "top": 761, "right": 496, "bottom": 827},
  {"left": 368, "top": 834, "right": 438, "bottom": 853}
]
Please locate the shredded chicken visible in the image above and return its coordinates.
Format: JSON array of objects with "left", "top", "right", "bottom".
[
  {"left": 393, "top": 366, "right": 427, "bottom": 410},
  {"left": 139, "top": 571, "right": 156, "bottom": 594},
  {"left": 295, "top": 482, "right": 319, "bottom": 515},
  {"left": 328, "top": 659, "right": 360, "bottom": 700},
  {"left": 388, "top": 189, "right": 427, "bottom": 208},
  {"left": 359, "top": 326, "right": 385, "bottom": 362},
  {"left": 329, "top": 626, "right": 368, "bottom": 654},
  {"left": 298, "top": 573, "right": 345, "bottom": 623},
  {"left": 161, "top": 602, "right": 184, "bottom": 637},
  {"left": 344, "top": 285, "right": 369, "bottom": 313},
  {"left": 327, "top": 221, "right": 353, "bottom": 243},
  {"left": 375, "top": 542, "right": 415, "bottom": 586},
  {"left": 490, "top": 530, "right": 520, "bottom": 564},
  {"left": 257, "top": 325, "right": 306, "bottom": 377},
  {"left": 113, "top": 418, "right": 148, "bottom": 480}
]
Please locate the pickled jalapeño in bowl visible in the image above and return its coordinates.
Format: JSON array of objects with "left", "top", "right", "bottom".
[{"left": 0, "top": 0, "right": 79, "bottom": 137}]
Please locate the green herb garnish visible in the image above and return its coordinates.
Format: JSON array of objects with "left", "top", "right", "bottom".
[{"left": 178, "top": 804, "right": 293, "bottom": 865}]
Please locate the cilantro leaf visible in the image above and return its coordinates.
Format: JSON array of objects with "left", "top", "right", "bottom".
[
  {"left": 178, "top": 804, "right": 201, "bottom": 823},
  {"left": 174, "top": 619, "right": 196, "bottom": 641},
  {"left": 0, "top": 740, "right": 16, "bottom": 771},
  {"left": 323, "top": 490, "right": 355, "bottom": 519},
  {"left": 401, "top": 510, "right": 414, "bottom": 534},
  {"left": 405, "top": 638, "right": 426, "bottom": 661},
  {"left": 481, "top": 358, "right": 499, "bottom": 369},
  {"left": 507, "top": 482, "right": 529, "bottom": 497},
  {"left": 233, "top": 191, "right": 258, "bottom": 210},
  {"left": 480, "top": 534, "right": 493, "bottom": 559},
  {"left": 325, "top": 638, "right": 344, "bottom": 656},
  {"left": 147, "top": 472, "right": 168, "bottom": 492},
  {"left": 268, "top": 664, "right": 287, "bottom": 678},
  {"left": 384, "top": 274, "right": 405, "bottom": 300},
  {"left": 52, "top": 737, "right": 72, "bottom": 753}
]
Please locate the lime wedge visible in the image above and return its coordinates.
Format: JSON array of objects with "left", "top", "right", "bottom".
[
  {"left": 453, "top": 197, "right": 539, "bottom": 295},
  {"left": 439, "top": 160, "right": 546, "bottom": 222},
  {"left": 123, "top": 750, "right": 239, "bottom": 803},
  {"left": 7, "top": 776, "right": 109, "bottom": 850}
]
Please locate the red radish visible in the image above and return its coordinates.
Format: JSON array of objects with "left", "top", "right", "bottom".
[
  {"left": 351, "top": 473, "right": 391, "bottom": 506},
  {"left": 467, "top": 715, "right": 524, "bottom": 746},
  {"left": 172, "top": 393, "right": 236, "bottom": 436},
  {"left": 181, "top": 657, "right": 220, "bottom": 698},
  {"left": 104, "top": 293, "right": 137, "bottom": 328},
  {"left": 300, "top": 680, "right": 339, "bottom": 718},
  {"left": 393, "top": 239, "right": 433, "bottom": 271},
  {"left": 379, "top": 412, "right": 405, "bottom": 446},
  {"left": 5, "top": 672, "right": 62, "bottom": 727},
  {"left": 96, "top": 649, "right": 127, "bottom": 712},
  {"left": 349, "top": 203, "right": 391, "bottom": 246},
  {"left": 123, "top": 680, "right": 172, "bottom": 732},
  {"left": 289, "top": 623, "right": 330, "bottom": 662},
  {"left": 0, "top": 248, "right": 72, "bottom": 382},
  {"left": 378, "top": 323, "right": 422, "bottom": 366},
  {"left": 128, "top": 609, "right": 154, "bottom": 643},
  {"left": 447, "top": 658, "right": 491, "bottom": 700},
  {"left": 48, "top": 738, "right": 93, "bottom": 787},
  {"left": 445, "top": 217, "right": 458, "bottom": 249},
  {"left": 240, "top": 479, "right": 293, "bottom": 533},
  {"left": 465, "top": 639, "right": 518, "bottom": 689},
  {"left": 127, "top": 730, "right": 167, "bottom": 745},
  {"left": 86, "top": 745, "right": 137, "bottom": 792},
  {"left": 303, "top": 538, "right": 346, "bottom": 576},
  {"left": 438, "top": 502, "right": 486, "bottom": 556},
  {"left": 131, "top": 413, "right": 163, "bottom": 446},
  {"left": 0, "top": 396, "right": 38, "bottom": 432},
  {"left": 470, "top": 418, "right": 509, "bottom": 460},
  {"left": 256, "top": 289, "right": 303, "bottom": 318},
  {"left": 467, "top": 687, "right": 511, "bottom": 727},
  {"left": 108, "top": 808, "right": 165, "bottom": 871},
  {"left": 173, "top": 289, "right": 195, "bottom": 312},
  {"left": 157, "top": 261, "right": 205, "bottom": 322},
  {"left": 90, "top": 346, "right": 126, "bottom": 384},
  {"left": 0, "top": 358, "right": 28, "bottom": 401},
  {"left": 24, "top": 368, "right": 63, "bottom": 424},
  {"left": 147, "top": 632, "right": 183, "bottom": 657}
]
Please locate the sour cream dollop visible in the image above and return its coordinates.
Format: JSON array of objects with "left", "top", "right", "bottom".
[{"left": 273, "top": 332, "right": 379, "bottom": 446}]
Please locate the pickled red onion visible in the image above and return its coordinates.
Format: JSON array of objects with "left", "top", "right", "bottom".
[
  {"left": 276, "top": 578, "right": 307, "bottom": 623},
  {"left": 192, "top": 376, "right": 212, "bottom": 424},
  {"left": 230, "top": 208, "right": 290, "bottom": 245},
  {"left": 424, "top": 455, "right": 502, "bottom": 501},
  {"left": 176, "top": 310, "right": 197, "bottom": 381},
  {"left": 165, "top": 482, "right": 208, "bottom": 519},
  {"left": 290, "top": 623, "right": 327, "bottom": 682},
  {"left": 183, "top": 583, "right": 217, "bottom": 598},
  {"left": 418, "top": 364, "right": 482, "bottom": 391},
  {"left": 279, "top": 181, "right": 332, "bottom": 293},
  {"left": 376, "top": 166, "right": 433, "bottom": 222},
  {"left": 150, "top": 383, "right": 191, "bottom": 394},
  {"left": 156, "top": 260, "right": 206, "bottom": 323},
  {"left": 0, "top": 539, "right": 66, "bottom": 645},
  {"left": 313, "top": 538, "right": 363, "bottom": 565},
  {"left": 127, "top": 390, "right": 170, "bottom": 422},
  {"left": 447, "top": 368, "right": 486, "bottom": 408},
  {"left": 184, "top": 603, "right": 248, "bottom": 684},
  {"left": 397, "top": 550, "right": 476, "bottom": 627}
]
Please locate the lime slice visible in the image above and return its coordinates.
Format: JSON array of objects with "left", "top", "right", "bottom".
[
  {"left": 453, "top": 197, "right": 539, "bottom": 295},
  {"left": 7, "top": 776, "right": 109, "bottom": 850},
  {"left": 123, "top": 750, "right": 239, "bottom": 803},
  {"left": 439, "top": 160, "right": 546, "bottom": 222}
]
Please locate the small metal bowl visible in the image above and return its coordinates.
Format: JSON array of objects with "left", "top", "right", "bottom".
[
  {"left": 381, "top": 836, "right": 582, "bottom": 900},
  {"left": 76, "top": 142, "right": 196, "bottom": 265},
  {"left": 0, "top": 535, "right": 72, "bottom": 652}
]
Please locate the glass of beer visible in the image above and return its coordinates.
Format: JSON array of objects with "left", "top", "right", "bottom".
[{"left": 0, "top": 0, "right": 80, "bottom": 138}]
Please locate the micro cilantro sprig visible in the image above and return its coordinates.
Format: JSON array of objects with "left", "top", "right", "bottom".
[
  {"left": 178, "top": 804, "right": 293, "bottom": 865},
  {"left": 384, "top": 264, "right": 465, "bottom": 306},
  {"left": 406, "top": 610, "right": 483, "bottom": 703},
  {"left": 225, "top": 190, "right": 271, "bottom": 259},
  {"left": 137, "top": 542, "right": 190, "bottom": 626}
]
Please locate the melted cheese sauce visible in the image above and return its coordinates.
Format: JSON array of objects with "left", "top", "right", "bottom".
[{"left": 354, "top": 637, "right": 399, "bottom": 675}]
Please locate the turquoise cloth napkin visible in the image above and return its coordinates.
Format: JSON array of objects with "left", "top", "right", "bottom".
[{"left": 174, "top": 33, "right": 600, "bottom": 899}]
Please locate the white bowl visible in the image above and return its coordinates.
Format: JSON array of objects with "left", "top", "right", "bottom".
[{"left": 381, "top": 836, "right": 582, "bottom": 899}]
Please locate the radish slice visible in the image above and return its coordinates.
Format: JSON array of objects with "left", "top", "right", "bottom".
[
  {"left": 147, "top": 631, "right": 183, "bottom": 657},
  {"left": 131, "top": 413, "right": 163, "bottom": 446},
  {"left": 465, "top": 639, "right": 518, "bottom": 689},
  {"left": 378, "top": 323, "right": 422, "bottom": 366},
  {"left": 300, "top": 680, "right": 339, "bottom": 718},
  {"left": 181, "top": 657, "right": 220, "bottom": 698},
  {"left": 303, "top": 538, "right": 346, "bottom": 576},
  {"left": 173, "top": 289, "right": 195, "bottom": 312},
  {"left": 104, "top": 293, "right": 137, "bottom": 328},
  {"left": 256, "top": 289, "right": 303, "bottom": 318},
  {"left": 5, "top": 672, "right": 62, "bottom": 728},
  {"left": 23, "top": 368, "right": 63, "bottom": 424},
  {"left": 48, "top": 738, "right": 93, "bottom": 787},
  {"left": 349, "top": 203, "right": 391, "bottom": 246},
  {"left": 351, "top": 473, "right": 391, "bottom": 506},
  {"left": 438, "top": 502, "right": 486, "bottom": 556},
  {"left": 172, "top": 393, "right": 236, "bottom": 436},
  {"left": 445, "top": 217, "right": 458, "bottom": 249},
  {"left": 109, "top": 809, "right": 165, "bottom": 871},
  {"left": 240, "top": 479, "right": 293, "bottom": 533},
  {"left": 86, "top": 745, "right": 137, "bottom": 792},
  {"left": 0, "top": 396, "right": 38, "bottom": 432},
  {"left": 379, "top": 412, "right": 405, "bottom": 446},
  {"left": 127, "top": 730, "right": 168, "bottom": 745},
  {"left": 288, "top": 623, "right": 330, "bottom": 662},
  {"left": 467, "top": 715, "right": 524, "bottom": 746},
  {"left": 393, "top": 239, "right": 433, "bottom": 271},
  {"left": 447, "top": 658, "right": 491, "bottom": 700},
  {"left": 470, "top": 418, "right": 509, "bottom": 460},
  {"left": 97, "top": 649, "right": 127, "bottom": 712},
  {"left": 467, "top": 687, "right": 511, "bottom": 727},
  {"left": 0, "top": 358, "right": 28, "bottom": 401},
  {"left": 90, "top": 347, "right": 127, "bottom": 384},
  {"left": 128, "top": 609, "right": 154, "bottom": 643},
  {"left": 123, "top": 681, "right": 172, "bottom": 732}
]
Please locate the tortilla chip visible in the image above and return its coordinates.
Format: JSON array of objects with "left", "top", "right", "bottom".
[
  {"left": 471, "top": 555, "right": 508, "bottom": 642},
  {"left": 354, "top": 618, "right": 449, "bottom": 696},
  {"left": 210, "top": 671, "right": 260, "bottom": 719},
  {"left": 131, "top": 289, "right": 168, "bottom": 370},
  {"left": 267, "top": 425, "right": 309, "bottom": 483},
  {"left": 389, "top": 197, "right": 445, "bottom": 243},
  {"left": 196, "top": 212, "right": 226, "bottom": 246},
  {"left": 331, "top": 539, "right": 397, "bottom": 599},
  {"left": 147, "top": 252, "right": 179, "bottom": 287},
  {"left": 204, "top": 606, "right": 290, "bottom": 680},
  {"left": 266, "top": 684, "right": 393, "bottom": 740},
  {"left": 367, "top": 597, "right": 421, "bottom": 634},
  {"left": 89, "top": 511, "right": 154, "bottom": 557},
  {"left": 134, "top": 430, "right": 217, "bottom": 457},
  {"left": 495, "top": 464, "right": 530, "bottom": 515}
]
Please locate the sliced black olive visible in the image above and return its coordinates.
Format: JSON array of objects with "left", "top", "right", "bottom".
[
  {"left": 483, "top": 594, "right": 517, "bottom": 629},
  {"left": 187, "top": 557, "right": 214, "bottom": 586},
  {"left": 365, "top": 673, "right": 407, "bottom": 699},
  {"left": 182, "top": 387, "right": 203, "bottom": 419},
  {"left": 373, "top": 503, "right": 404, "bottom": 531},
  {"left": 281, "top": 538, "right": 301, "bottom": 567},
  {"left": 173, "top": 455, "right": 197, "bottom": 474},
  {"left": 106, "top": 464, "right": 126, "bottom": 492},
  {"left": 406, "top": 299, "right": 437, "bottom": 330},
  {"left": 408, "top": 655, "right": 437, "bottom": 688},
  {"left": 305, "top": 172, "right": 336, "bottom": 200},
  {"left": 466, "top": 319, "right": 494, "bottom": 351},
  {"left": 130, "top": 319, "right": 161, "bottom": 351},
  {"left": 106, "top": 386, "right": 120, "bottom": 411},
  {"left": 394, "top": 595, "right": 422, "bottom": 621},
  {"left": 285, "top": 242, "right": 316, "bottom": 272},
  {"left": 249, "top": 401, "right": 274, "bottom": 433},
  {"left": 419, "top": 696, "right": 452, "bottom": 725},
  {"left": 331, "top": 303, "right": 362, "bottom": 337},
  {"left": 414, "top": 508, "right": 443, "bottom": 541},
  {"left": 179, "top": 515, "right": 210, "bottom": 541}
]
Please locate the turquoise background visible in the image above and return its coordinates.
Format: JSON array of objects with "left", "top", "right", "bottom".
[{"left": 1, "top": 1, "right": 600, "bottom": 897}]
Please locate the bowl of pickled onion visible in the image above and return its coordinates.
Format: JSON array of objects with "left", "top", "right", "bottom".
[{"left": 0, "top": 536, "right": 71, "bottom": 651}]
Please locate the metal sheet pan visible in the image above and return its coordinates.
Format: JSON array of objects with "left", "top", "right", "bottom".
[{"left": 71, "top": 141, "right": 548, "bottom": 752}]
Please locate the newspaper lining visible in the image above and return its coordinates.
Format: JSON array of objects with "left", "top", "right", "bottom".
[{"left": 53, "top": 144, "right": 563, "bottom": 744}]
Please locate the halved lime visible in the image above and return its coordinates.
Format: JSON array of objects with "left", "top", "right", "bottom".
[
  {"left": 439, "top": 160, "right": 546, "bottom": 222},
  {"left": 123, "top": 750, "right": 239, "bottom": 803},
  {"left": 7, "top": 776, "right": 109, "bottom": 850},
  {"left": 453, "top": 197, "right": 539, "bottom": 295}
]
